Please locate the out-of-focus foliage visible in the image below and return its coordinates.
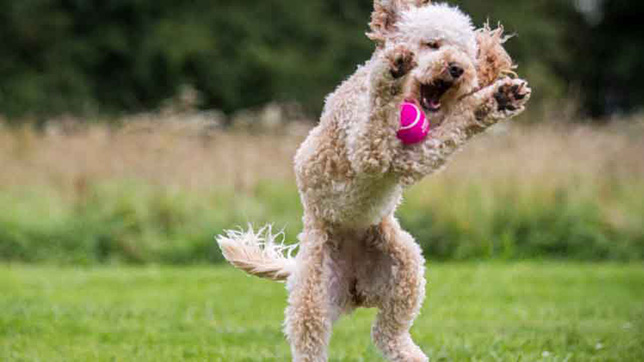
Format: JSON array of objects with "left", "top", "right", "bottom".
[
  {"left": 1, "top": 121, "right": 643, "bottom": 264},
  {"left": 0, "top": 0, "right": 641, "bottom": 119},
  {"left": 1, "top": 176, "right": 643, "bottom": 264},
  {"left": 456, "top": 0, "right": 590, "bottom": 118},
  {"left": 580, "top": 0, "right": 644, "bottom": 117},
  {"left": 0, "top": 0, "right": 374, "bottom": 118}
]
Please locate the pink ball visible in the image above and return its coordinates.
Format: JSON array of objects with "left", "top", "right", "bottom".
[{"left": 397, "top": 102, "right": 430, "bottom": 145}]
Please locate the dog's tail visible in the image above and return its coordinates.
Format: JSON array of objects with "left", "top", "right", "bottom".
[{"left": 216, "top": 225, "right": 298, "bottom": 282}]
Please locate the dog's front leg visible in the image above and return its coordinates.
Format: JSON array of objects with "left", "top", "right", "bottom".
[
  {"left": 392, "top": 78, "right": 531, "bottom": 185},
  {"left": 471, "top": 78, "right": 531, "bottom": 127},
  {"left": 348, "top": 45, "right": 416, "bottom": 175}
]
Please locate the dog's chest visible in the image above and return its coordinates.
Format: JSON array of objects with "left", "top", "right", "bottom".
[{"left": 302, "top": 174, "right": 402, "bottom": 227}]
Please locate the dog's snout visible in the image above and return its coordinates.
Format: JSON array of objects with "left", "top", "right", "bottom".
[{"left": 448, "top": 63, "right": 464, "bottom": 79}]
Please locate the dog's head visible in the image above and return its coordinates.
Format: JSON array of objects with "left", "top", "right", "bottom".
[{"left": 369, "top": 1, "right": 480, "bottom": 124}]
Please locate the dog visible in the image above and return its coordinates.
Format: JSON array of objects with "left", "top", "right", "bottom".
[{"left": 217, "top": 1, "right": 530, "bottom": 361}]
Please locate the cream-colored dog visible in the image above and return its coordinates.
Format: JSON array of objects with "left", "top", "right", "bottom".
[{"left": 217, "top": 1, "right": 530, "bottom": 361}]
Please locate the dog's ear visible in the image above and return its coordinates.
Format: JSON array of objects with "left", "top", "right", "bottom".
[
  {"left": 475, "top": 23, "right": 516, "bottom": 87},
  {"left": 367, "top": 0, "right": 432, "bottom": 48}
]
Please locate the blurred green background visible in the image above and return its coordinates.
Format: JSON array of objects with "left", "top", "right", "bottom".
[
  {"left": 0, "top": 0, "right": 643, "bottom": 264},
  {"left": 0, "top": 0, "right": 642, "bottom": 120}
]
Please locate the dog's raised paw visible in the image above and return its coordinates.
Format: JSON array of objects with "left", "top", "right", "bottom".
[
  {"left": 387, "top": 45, "right": 417, "bottom": 79},
  {"left": 494, "top": 79, "right": 531, "bottom": 113}
]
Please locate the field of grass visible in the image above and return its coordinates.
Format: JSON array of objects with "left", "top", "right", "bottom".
[
  {"left": 1, "top": 263, "right": 643, "bottom": 361},
  {"left": 1, "top": 120, "right": 643, "bottom": 263}
]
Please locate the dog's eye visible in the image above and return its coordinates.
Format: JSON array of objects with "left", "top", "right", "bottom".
[{"left": 422, "top": 41, "right": 441, "bottom": 50}]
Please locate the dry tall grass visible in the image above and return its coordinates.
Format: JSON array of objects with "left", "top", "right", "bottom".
[
  {"left": 1, "top": 117, "right": 643, "bottom": 263},
  {"left": 1, "top": 118, "right": 642, "bottom": 195},
  {"left": 0, "top": 120, "right": 307, "bottom": 195}
]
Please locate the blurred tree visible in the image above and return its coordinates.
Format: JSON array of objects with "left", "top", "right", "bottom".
[
  {"left": 581, "top": 0, "right": 644, "bottom": 117},
  {"left": 0, "top": 0, "right": 640, "bottom": 120},
  {"left": 456, "top": 0, "right": 590, "bottom": 120},
  {"left": 0, "top": 0, "right": 92, "bottom": 117}
]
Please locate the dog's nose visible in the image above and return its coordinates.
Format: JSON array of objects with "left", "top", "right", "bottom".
[{"left": 448, "top": 63, "right": 464, "bottom": 79}]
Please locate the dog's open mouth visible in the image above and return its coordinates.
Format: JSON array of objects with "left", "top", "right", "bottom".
[{"left": 420, "top": 80, "right": 453, "bottom": 113}]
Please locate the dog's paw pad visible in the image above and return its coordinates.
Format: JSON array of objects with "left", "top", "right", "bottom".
[
  {"left": 494, "top": 79, "right": 531, "bottom": 112},
  {"left": 387, "top": 46, "right": 417, "bottom": 79}
]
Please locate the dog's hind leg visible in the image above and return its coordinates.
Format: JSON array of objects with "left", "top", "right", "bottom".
[
  {"left": 367, "top": 216, "right": 428, "bottom": 362},
  {"left": 284, "top": 227, "right": 334, "bottom": 362}
]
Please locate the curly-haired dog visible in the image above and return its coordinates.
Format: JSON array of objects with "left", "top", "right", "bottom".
[{"left": 217, "top": 1, "right": 530, "bottom": 361}]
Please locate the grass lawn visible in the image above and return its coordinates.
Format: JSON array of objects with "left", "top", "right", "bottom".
[{"left": 1, "top": 263, "right": 643, "bottom": 361}]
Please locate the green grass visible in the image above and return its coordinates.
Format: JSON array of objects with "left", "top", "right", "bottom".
[
  {"left": 1, "top": 263, "right": 643, "bottom": 361},
  {"left": 1, "top": 178, "right": 643, "bottom": 264},
  {"left": 2, "top": 124, "right": 643, "bottom": 264}
]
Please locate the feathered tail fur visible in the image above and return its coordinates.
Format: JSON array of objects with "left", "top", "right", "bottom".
[{"left": 216, "top": 225, "right": 298, "bottom": 282}]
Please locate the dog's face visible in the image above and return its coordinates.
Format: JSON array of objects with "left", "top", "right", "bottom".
[{"left": 370, "top": 2, "right": 479, "bottom": 124}]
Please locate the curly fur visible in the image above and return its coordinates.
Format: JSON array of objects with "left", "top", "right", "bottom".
[
  {"left": 476, "top": 23, "right": 516, "bottom": 86},
  {"left": 217, "top": 2, "right": 530, "bottom": 361},
  {"left": 217, "top": 225, "right": 297, "bottom": 281}
]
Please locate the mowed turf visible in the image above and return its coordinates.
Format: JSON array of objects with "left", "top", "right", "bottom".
[{"left": 1, "top": 263, "right": 643, "bottom": 361}]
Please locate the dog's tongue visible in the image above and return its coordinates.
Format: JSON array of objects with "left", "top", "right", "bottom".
[{"left": 430, "top": 100, "right": 441, "bottom": 110}]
